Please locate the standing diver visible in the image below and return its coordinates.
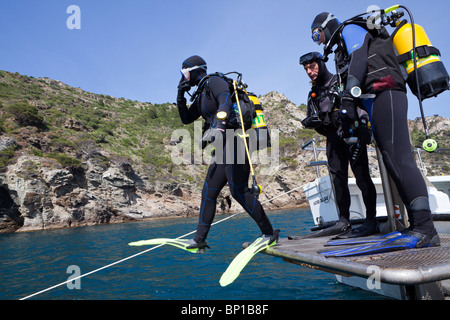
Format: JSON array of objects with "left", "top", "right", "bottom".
[
  {"left": 309, "top": 12, "right": 440, "bottom": 256},
  {"left": 299, "top": 51, "right": 378, "bottom": 239},
  {"left": 175, "top": 55, "right": 277, "bottom": 251}
]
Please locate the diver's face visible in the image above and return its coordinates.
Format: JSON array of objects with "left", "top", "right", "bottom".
[{"left": 304, "top": 62, "right": 319, "bottom": 81}]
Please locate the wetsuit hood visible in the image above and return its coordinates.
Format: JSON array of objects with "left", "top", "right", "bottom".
[
  {"left": 182, "top": 55, "right": 207, "bottom": 86},
  {"left": 311, "top": 12, "right": 340, "bottom": 44},
  {"left": 316, "top": 59, "right": 333, "bottom": 86}
]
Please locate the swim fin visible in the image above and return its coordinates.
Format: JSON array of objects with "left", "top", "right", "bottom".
[
  {"left": 325, "top": 231, "right": 402, "bottom": 247},
  {"left": 290, "top": 220, "right": 350, "bottom": 240},
  {"left": 333, "top": 220, "right": 380, "bottom": 239},
  {"left": 319, "top": 229, "right": 440, "bottom": 258},
  {"left": 219, "top": 230, "right": 280, "bottom": 287},
  {"left": 128, "top": 238, "right": 209, "bottom": 253}
]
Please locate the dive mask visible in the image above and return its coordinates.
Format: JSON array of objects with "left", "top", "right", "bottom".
[
  {"left": 181, "top": 65, "right": 207, "bottom": 80},
  {"left": 300, "top": 52, "right": 323, "bottom": 65},
  {"left": 312, "top": 28, "right": 322, "bottom": 44}
]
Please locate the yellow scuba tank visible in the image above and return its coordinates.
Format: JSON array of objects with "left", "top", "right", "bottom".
[
  {"left": 392, "top": 20, "right": 449, "bottom": 100},
  {"left": 248, "top": 94, "right": 267, "bottom": 129},
  {"left": 247, "top": 93, "right": 271, "bottom": 150}
]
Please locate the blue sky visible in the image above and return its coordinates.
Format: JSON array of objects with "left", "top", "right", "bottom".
[{"left": 1, "top": 0, "right": 449, "bottom": 119}]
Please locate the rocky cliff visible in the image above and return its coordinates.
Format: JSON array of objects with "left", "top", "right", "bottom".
[{"left": 0, "top": 71, "right": 448, "bottom": 233}]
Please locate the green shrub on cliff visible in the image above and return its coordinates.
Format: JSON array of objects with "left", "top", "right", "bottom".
[
  {"left": 5, "top": 102, "right": 44, "bottom": 127},
  {"left": 46, "top": 152, "right": 82, "bottom": 169},
  {"left": 0, "top": 145, "right": 17, "bottom": 168}
]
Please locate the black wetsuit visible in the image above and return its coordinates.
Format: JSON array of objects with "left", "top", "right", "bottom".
[
  {"left": 304, "top": 60, "right": 377, "bottom": 225},
  {"left": 335, "top": 23, "right": 435, "bottom": 234},
  {"left": 177, "top": 75, "right": 274, "bottom": 243}
]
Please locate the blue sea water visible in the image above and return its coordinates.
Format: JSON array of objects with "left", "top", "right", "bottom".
[{"left": 0, "top": 208, "right": 389, "bottom": 301}]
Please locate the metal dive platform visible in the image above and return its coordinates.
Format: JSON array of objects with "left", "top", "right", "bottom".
[{"left": 256, "top": 233, "right": 450, "bottom": 300}]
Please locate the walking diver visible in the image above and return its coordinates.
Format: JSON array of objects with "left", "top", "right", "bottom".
[
  {"left": 299, "top": 51, "right": 378, "bottom": 239},
  {"left": 309, "top": 12, "right": 440, "bottom": 256},
  {"left": 175, "top": 55, "right": 277, "bottom": 252}
]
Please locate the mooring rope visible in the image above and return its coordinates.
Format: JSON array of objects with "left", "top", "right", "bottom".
[{"left": 20, "top": 185, "right": 304, "bottom": 300}]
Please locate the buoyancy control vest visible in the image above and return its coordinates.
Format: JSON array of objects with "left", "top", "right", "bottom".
[
  {"left": 193, "top": 72, "right": 270, "bottom": 150},
  {"left": 303, "top": 74, "right": 340, "bottom": 136},
  {"left": 329, "top": 18, "right": 406, "bottom": 94},
  {"left": 309, "top": 75, "right": 339, "bottom": 123},
  {"left": 192, "top": 72, "right": 256, "bottom": 130}
]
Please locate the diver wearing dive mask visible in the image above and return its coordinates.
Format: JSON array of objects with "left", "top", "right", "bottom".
[
  {"left": 299, "top": 52, "right": 378, "bottom": 239},
  {"left": 176, "top": 55, "right": 276, "bottom": 251}
]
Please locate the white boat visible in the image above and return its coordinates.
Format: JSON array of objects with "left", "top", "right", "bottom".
[{"left": 303, "top": 171, "right": 450, "bottom": 234}]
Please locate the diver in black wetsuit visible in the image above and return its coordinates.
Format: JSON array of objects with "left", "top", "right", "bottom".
[
  {"left": 309, "top": 12, "right": 440, "bottom": 249},
  {"left": 300, "top": 52, "right": 378, "bottom": 239},
  {"left": 176, "top": 55, "right": 275, "bottom": 250}
]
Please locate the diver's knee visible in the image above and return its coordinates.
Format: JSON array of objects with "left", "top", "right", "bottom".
[{"left": 407, "top": 196, "right": 430, "bottom": 212}]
